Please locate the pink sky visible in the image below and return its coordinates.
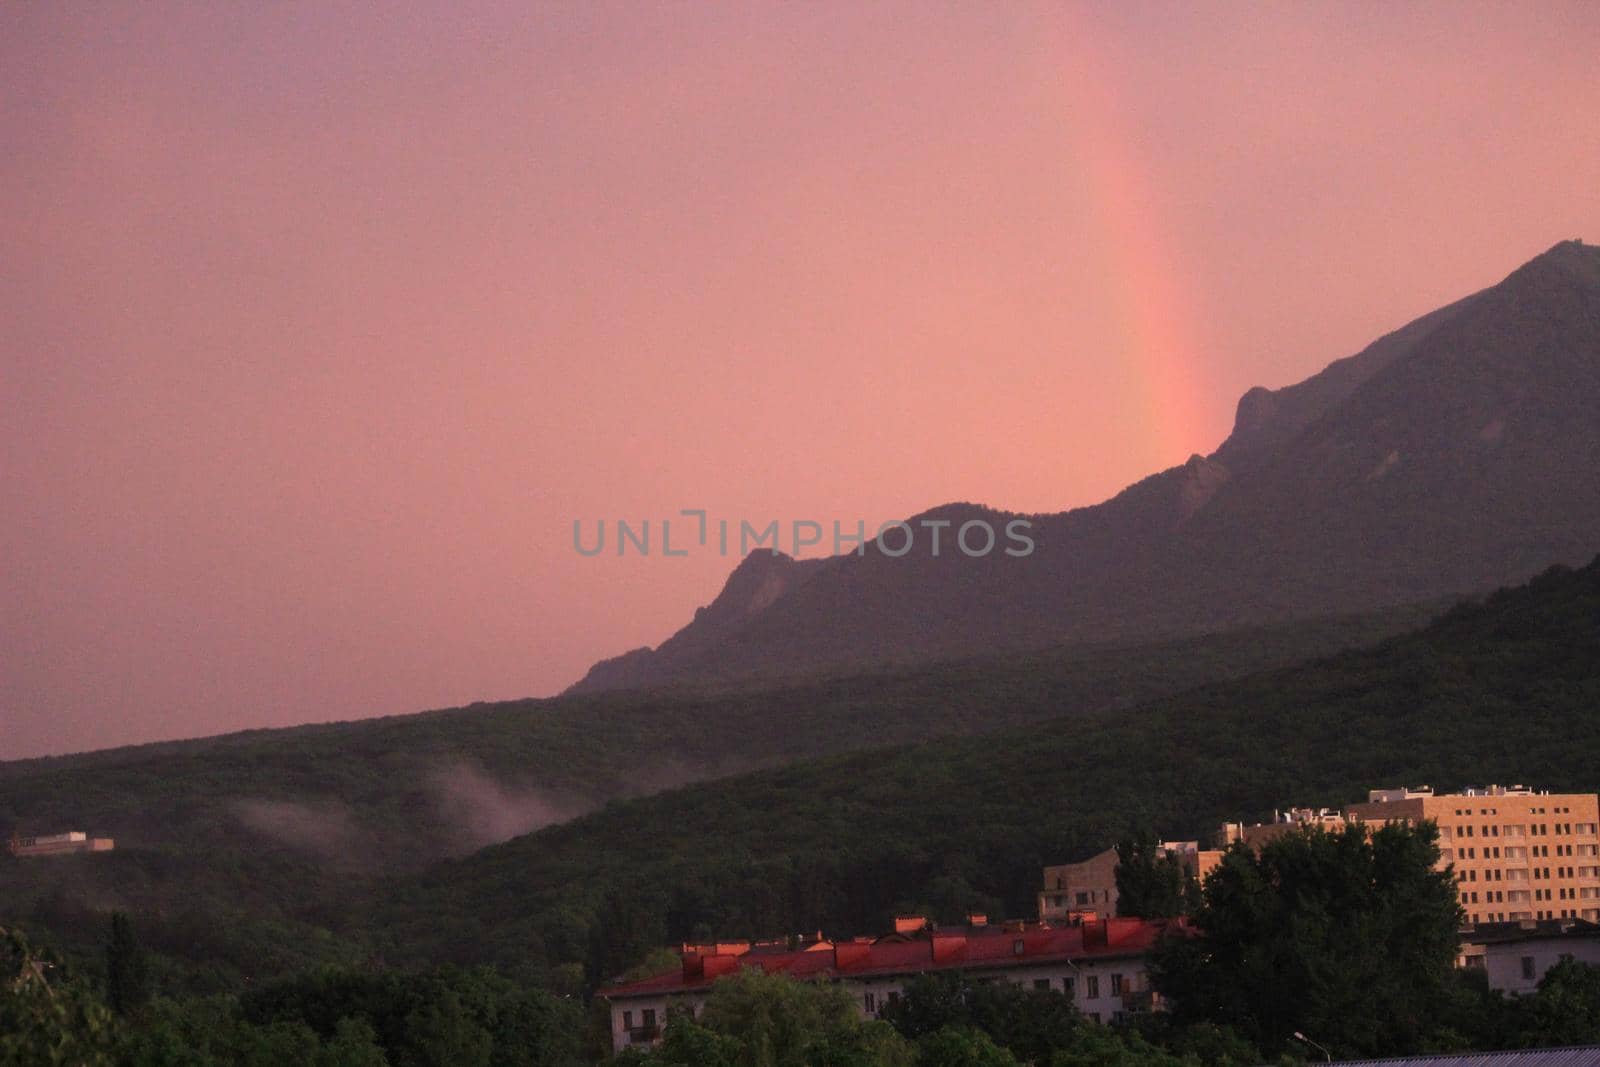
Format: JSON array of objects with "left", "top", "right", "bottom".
[{"left": 4, "top": 4, "right": 1599, "bottom": 759}]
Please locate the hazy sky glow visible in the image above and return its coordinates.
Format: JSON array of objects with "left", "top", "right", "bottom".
[{"left": 4, "top": 3, "right": 1599, "bottom": 759}]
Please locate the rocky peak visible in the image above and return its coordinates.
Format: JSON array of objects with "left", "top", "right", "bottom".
[
  {"left": 1501, "top": 239, "right": 1600, "bottom": 293},
  {"left": 1176, "top": 454, "right": 1230, "bottom": 521}
]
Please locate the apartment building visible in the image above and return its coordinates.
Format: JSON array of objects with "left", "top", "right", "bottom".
[
  {"left": 1217, "top": 807, "right": 1347, "bottom": 848},
  {"left": 1039, "top": 847, "right": 1120, "bottom": 920},
  {"left": 1039, "top": 842, "right": 1222, "bottom": 922},
  {"left": 1040, "top": 787, "right": 1600, "bottom": 929},
  {"left": 1347, "top": 786, "right": 1600, "bottom": 926},
  {"left": 597, "top": 916, "right": 1179, "bottom": 1052}
]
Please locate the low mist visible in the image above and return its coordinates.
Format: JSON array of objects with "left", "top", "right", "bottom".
[
  {"left": 426, "top": 762, "right": 592, "bottom": 852},
  {"left": 231, "top": 798, "right": 362, "bottom": 863}
]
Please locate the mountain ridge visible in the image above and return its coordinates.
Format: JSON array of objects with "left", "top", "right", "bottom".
[{"left": 570, "top": 240, "right": 1600, "bottom": 694}]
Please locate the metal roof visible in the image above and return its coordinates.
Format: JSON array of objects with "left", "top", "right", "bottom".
[{"left": 1329, "top": 1047, "right": 1600, "bottom": 1067}]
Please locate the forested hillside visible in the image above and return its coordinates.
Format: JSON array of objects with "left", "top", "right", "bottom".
[
  {"left": 382, "top": 557, "right": 1600, "bottom": 987},
  {"left": 0, "top": 607, "right": 1425, "bottom": 989}
]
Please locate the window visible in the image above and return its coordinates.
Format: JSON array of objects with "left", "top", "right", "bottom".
[
  {"left": 642, "top": 1009, "right": 656, "bottom": 1029},
  {"left": 1089, "top": 1013, "right": 1101, "bottom": 1025},
  {"left": 864, "top": 992, "right": 876, "bottom": 1013},
  {"left": 1086, "top": 975, "right": 1100, "bottom": 998},
  {"left": 1111, "top": 973, "right": 1124, "bottom": 995},
  {"left": 1522, "top": 956, "right": 1537, "bottom": 980},
  {"left": 623, "top": 1011, "right": 634, "bottom": 1030},
  {"left": 1063, "top": 977, "right": 1075, "bottom": 996}
]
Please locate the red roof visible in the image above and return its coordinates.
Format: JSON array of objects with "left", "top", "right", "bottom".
[{"left": 599, "top": 918, "right": 1183, "bottom": 1000}]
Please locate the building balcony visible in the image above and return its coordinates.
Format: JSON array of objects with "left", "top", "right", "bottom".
[
  {"left": 1121, "top": 990, "right": 1161, "bottom": 1013},
  {"left": 627, "top": 1024, "right": 662, "bottom": 1045}
]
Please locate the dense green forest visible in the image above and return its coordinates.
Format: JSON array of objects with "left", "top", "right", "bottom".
[{"left": 0, "top": 606, "right": 1428, "bottom": 988}]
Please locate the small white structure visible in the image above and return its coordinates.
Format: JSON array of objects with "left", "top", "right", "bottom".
[
  {"left": 8, "top": 831, "right": 115, "bottom": 857},
  {"left": 1458, "top": 918, "right": 1600, "bottom": 995}
]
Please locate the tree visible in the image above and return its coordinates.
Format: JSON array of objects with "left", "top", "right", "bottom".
[
  {"left": 1512, "top": 959, "right": 1600, "bottom": 1048},
  {"left": 588, "top": 890, "right": 668, "bottom": 990},
  {"left": 1047, "top": 1028, "right": 1191, "bottom": 1067},
  {"left": 626, "top": 970, "right": 913, "bottom": 1067},
  {"left": 1113, "top": 835, "right": 1194, "bottom": 919},
  {"left": 316, "top": 1017, "right": 393, "bottom": 1067},
  {"left": 916, "top": 1027, "right": 1021, "bottom": 1067},
  {"left": 1119, "top": 1016, "right": 1260, "bottom": 1067},
  {"left": 1150, "top": 821, "right": 1462, "bottom": 1059},
  {"left": 880, "top": 970, "right": 1081, "bottom": 1062},
  {"left": 399, "top": 990, "right": 493, "bottom": 1067},
  {"left": 235, "top": 964, "right": 583, "bottom": 1067},
  {"left": 106, "top": 910, "right": 152, "bottom": 1017},
  {"left": 0, "top": 924, "right": 119, "bottom": 1067}
]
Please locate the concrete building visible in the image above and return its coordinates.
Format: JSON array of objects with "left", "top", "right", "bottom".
[
  {"left": 1039, "top": 847, "right": 1120, "bottom": 920},
  {"left": 1348, "top": 786, "right": 1600, "bottom": 926},
  {"left": 597, "top": 916, "right": 1181, "bottom": 1053},
  {"left": 1458, "top": 918, "right": 1600, "bottom": 996},
  {"left": 1039, "top": 842, "right": 1221, "bottom": 921},
  {"left": 1325, "top": 1047, "right": 1600, "bottom": 1066},
  {"left": 1217, "top": 806, "right": 1347, "bottom": 849},
  {"left": 7, "top": 831, "right": 115, "bottom": 857}
]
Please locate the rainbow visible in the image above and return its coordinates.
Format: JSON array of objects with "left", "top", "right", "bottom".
[{"left": 1051, "top": 15, "right": 1216, "bottom": 470}]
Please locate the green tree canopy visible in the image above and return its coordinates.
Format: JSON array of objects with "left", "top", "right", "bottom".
[
  {"left": 880, "top": 970, "right": 1081, "bottom": 1062},
  {"left": 916, "top": 1026, "right": 1021, "bottom": 1067},
  {"left": 1113, "top": 835, "right": 1196, "bottom": 919},
  {"left": 1511, "top": 959, "right": 1600, "bottom": 1048},
  {"left": 617, "top": 969, "right": 913, "bottom": 1067},
  {"left": 1150, "top": 820, "right": 1462, "bottom": 1059},
  {"left": 106, "top": 911, "right": 152, "bottom": 1018},
  {"left": 0, "top": 925, "right": 118, "bottom": 1067}
]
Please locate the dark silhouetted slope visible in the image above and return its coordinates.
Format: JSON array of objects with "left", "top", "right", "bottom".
[{"left": 573, "top": 241, "right": 1600, "bottom": 692}]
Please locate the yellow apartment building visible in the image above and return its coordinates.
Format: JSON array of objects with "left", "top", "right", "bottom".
[
  {"left": 1347, "top": 785, "right": 1600, "bottom": 925},
  {"left": 1041, "top": 787, "right": 1600, "bottom": 928}
]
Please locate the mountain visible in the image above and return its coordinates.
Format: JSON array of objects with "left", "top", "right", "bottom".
[
  {"left": 391, "top": 556, "right": 1600, "bottom": 983},
  {"left": 571, "top": 240, "right": 1600, "bottom": 693}
]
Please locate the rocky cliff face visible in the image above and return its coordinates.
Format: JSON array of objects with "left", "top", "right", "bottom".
[{"left": 570, "top": 240, "right": 1600, "bottom": 694}]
